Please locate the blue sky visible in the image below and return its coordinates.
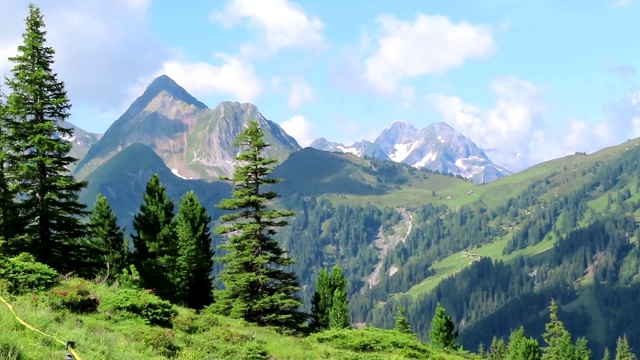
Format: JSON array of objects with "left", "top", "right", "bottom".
[{"left": 1, "top": 0, "right": 640, "bottom": 170}]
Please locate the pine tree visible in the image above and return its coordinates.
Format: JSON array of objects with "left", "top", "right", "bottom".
[
  {"left": 329, "top": 264, "right": 349, "bottom": 329},
  {"left": 174, "top": 191, "right": 214, "bottom": 310},
  {"left": 507, "top": 326, "right": 541, "bottom": 360},
  {"left": 0, "top": 88, "right": 16, "bottom": 249},
  {"left": 575, "top": 337, "right": 591, "bottom": 360},
  {"left": 214, "top": 120, "right": 305, "bottom": 330},
  {"left": 604, "top": 348, "right": 611, "bottom": 360},
  {"left": 311, "top": 268, "right": 331, "bottom": 331},
  {"left": 542, "top": 299, "right": 575, "bottom": 360},
  {"left": 394, "top": 306, "right": 414, "bottom": 335},
  {"left": 615, "top": 335, "right": 637, "bottom": 360},
  {"left": 488, "top": 336, "right": 508, "bottom": 360},
  {"left": 429, "top": 302, "right": 458, "bottom": 350},
  {"left": 131, "top": 174, "right": 177, "bottom": 302},
  {"left": 3, "top": 4, "right": 87, "bottom": 270},
  {"left": 86, "top": 194, "right": 128, "bottom": 280}
]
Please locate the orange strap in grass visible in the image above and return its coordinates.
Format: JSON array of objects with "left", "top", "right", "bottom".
[{"left": 0, "top": 294, "right": 83, "bottom": 360}]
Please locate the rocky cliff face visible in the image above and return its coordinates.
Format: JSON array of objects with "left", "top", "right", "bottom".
[{"left": 74, "top": 75, "right": 300, "bottom": 181}]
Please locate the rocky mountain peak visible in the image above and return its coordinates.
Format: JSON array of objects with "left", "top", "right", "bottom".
[{"left": 142, "top": 75, "right": 208, "bottom": 110}]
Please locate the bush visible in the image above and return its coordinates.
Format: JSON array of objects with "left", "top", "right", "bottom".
[
  {"left": 307, "top": 328, "right": 430, "bottom": 359},
  {"left": 101, "top": 288, "right": 177, "bottom": 327},
  {"left": 241, "top": 342, "right": 269, "bottom": 360},
  {"left": 134, "top": 328, "right": 180, "bottom": 358},
  {"left": 44, "top": 281, "right": 100, "bottom": 314},
  {"left": 173, "top": 311, "right": 217, "bottom": 334},
  {"left": 0, "top": 253, "right": 58, "bottom": 293}
]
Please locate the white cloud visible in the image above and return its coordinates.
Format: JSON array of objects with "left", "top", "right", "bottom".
[
  {"left": 159, "top": 56, "right": 262, "bottom": 103},
  {"left": 428, "top": 78, "right": 640, "bottom": 171},
  {"left": 614, "top": 0, "right": 634, "bottom": 8},
  {"left": 287, "top": 77, "right": 314, "bottom": 108},
  {"left": 0, "top": 0, "right": 168, "bottom": 131},
  {"left": 427, "top": 76, "right": 547, "bottom": 170},
  {"left": 365, "top": 14, "right": 495, "bottom": 94},
  {"left": 211, "top": 0, "right": 325, "bottom": 54},
  {"left": 280, "top": 115, "right": 315, "bottom": 147}
]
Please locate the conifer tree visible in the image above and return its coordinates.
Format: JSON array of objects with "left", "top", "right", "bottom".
[
  {"left": 507, "top": 326, "right": 541, "bottom": 360},
  {"left": 394, "top": 306, "right": 414, "bottom": 335},
  {"left": 0, "top": 89, "right": 16, "bottom": 249},
  {"left": 214, "top": 120, "right": 305, "bottom": 330},
  {"left": 604, "top": 348, "right": 611, "bottom": 360},
  {"left": 575, "top": 337, "right": 591, "bottom": 360},
  {"left": 174, "top": 191, "right": 214, "bottom": 310},
  {"left": 131, "top": 173, "right": 177, "bottom": 302},
  {"left": 3, "top": 4, "right": 87, "bottom": 269},
  {"left": 329, "top": 264, "right": 349, "bottom": 329},
  {"left": 542, "top": 299, "right": 575, "bottom": 360},
  {"left": 429, "top": 302, "right": 458, "bottom": 350},
  {"left": 615, "top": 335, "right": 637, "bottom": 360},
  {"left": 87, "top": 194, "right": 128, "bottom": 279},
  {"left": 488, "top": 336, "right": 508, "bottom": 360},
  {"left": 311, "top": 268, "right": 331, "bottom": 331}
]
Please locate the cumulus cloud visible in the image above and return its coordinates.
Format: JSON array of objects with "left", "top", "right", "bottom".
[
  {"left": 280, "top": 115, "right": 315, "bottom": 147},
  {"left": 157, "top": 56, "right": 262, "bottom": 103},
  {"left": 287, "top": 77, "right": 314, "bottom": 108},
  {"left": 0, "top": 0, "right": 168, "bottom": 130},
  {"left": 211, "top": 0, "right": 325, "bottom": 54},
  {"left": 428, "top": 78, "right": 640, "bottom": 171},
  {"left": 365, "top": 14, "right": 495, "bottom": 94},
  {"left": 427, "top": 76, "right": 547, "bottom": 170}
]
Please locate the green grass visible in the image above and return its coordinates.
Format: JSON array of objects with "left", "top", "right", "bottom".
[{"left": 0, "top": 279, "right": 477, "bottom": 360}]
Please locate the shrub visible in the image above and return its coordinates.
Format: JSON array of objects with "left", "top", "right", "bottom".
[
  {"left": 0, "top": 253, "right": 58, "bottom": 293},
  {"left": 44, "top": 281, "right": 100, "bottom": 314},
  {"left": 173, "top": 311, "right": 217, "bottom": 334},
  {"left": 134, "top": 328, "right": 180, "bottom": 358},
  {"left": 307, "top": 328, "right": 430, "bottom": 359},
  {"left": 241, "top": 342, "right": 269, "bottom": 360},
  {"left": 101, "top": 288, "right": 177, "bottom": 327}
]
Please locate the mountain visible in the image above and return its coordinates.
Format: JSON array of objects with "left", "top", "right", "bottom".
[
  {"left": 59, "top": 121, "right": 102, "bottom": 171},
  {"left": 310, "top": 121, "right": 510, "bottom": 183},
  {"left": 309, "top": 137, "right": 373, "bottom": 157},
  {"left": 80, "top": 142, "right": 231, "bottom": 227},
  {"left": 73, "top": 75, "right": 300, "bottom": 181}
]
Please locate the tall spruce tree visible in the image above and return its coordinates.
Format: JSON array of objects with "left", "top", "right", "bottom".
[
  {"left": 131, "top": 174, "right": 177, "bottom": 302},
  {"left": 214, "top": 120, "right": 305, "bottom": 330},
  {"left": 615, "top": 335, "right": 637, "bottom": 360},
  {"left": 174, "top": 191, "right": 214, "bottom": 310},
  {"left": 542, "top": 299, "right": 575, "bottom": 360},
  {"left": 311, "top": 268, "right": 331, "bottom": 331},
  {"left": 394, "top": 306, "right": 414, "bottom": 335},
  {"left": 507, "top": 327, "right": 541, "bottom": 360},
  {"left": 87, "top": 194, "right": 128, "bottom": 280},
  {"left": 329, "top": 265, "right": 350, "bottom": 329},
  {"left": 429, "top": 302, "right": 458, "bottom": 350},
  {"left": 3, "top": 4, "right": 87, "bottom": 269},
  {"left": 0, "top": 89, "right": 15, "bottom": 249}
]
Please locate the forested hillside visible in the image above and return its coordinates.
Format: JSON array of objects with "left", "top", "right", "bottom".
[{"left": 272, "top": 140, "right": 640, "bottom": 356}]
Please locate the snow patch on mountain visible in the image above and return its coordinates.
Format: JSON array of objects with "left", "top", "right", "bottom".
[{"left": 389, "top": 141, "right": 420, "bottom": 162}]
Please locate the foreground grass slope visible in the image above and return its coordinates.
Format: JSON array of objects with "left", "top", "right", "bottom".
[{"left": 0, "top": 279, "right": 475, "bottom": 360}]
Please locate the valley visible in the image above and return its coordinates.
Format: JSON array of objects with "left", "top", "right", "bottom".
[{"left": 65, "top": 76, "right": 640, "bottom": 357}]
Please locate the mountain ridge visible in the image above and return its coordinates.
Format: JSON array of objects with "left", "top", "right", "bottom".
[
  {"left": 310, "top": 121, "right": 510, "bottom": 183},
  {"left": 73, "top": 75, "right": 300, "bottom": 181}
]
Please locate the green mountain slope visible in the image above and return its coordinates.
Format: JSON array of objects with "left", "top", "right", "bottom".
[
  {"left": 79, "top": 142, "right": 231, "bottom": 228},
  {"left": 0, "top": 279, "right": 475, "bottom": 360},
  {"left": 74, "top": 75, "right": 299, "bottom": 181}
]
